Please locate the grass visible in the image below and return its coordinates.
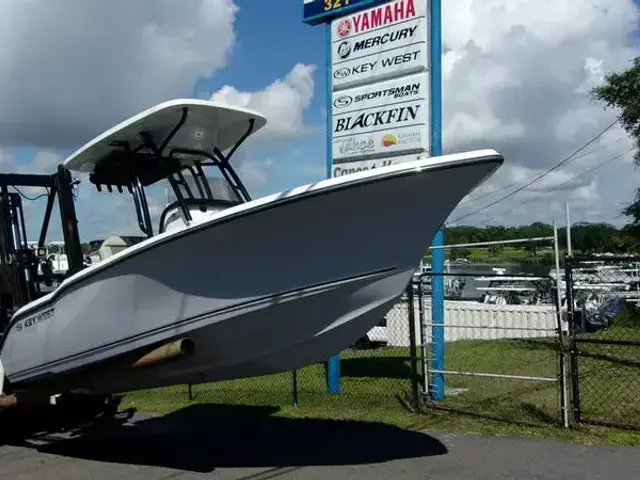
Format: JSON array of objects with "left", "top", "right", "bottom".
[{"left": 122, "top": 328, "right": 640, "bottom": 447}]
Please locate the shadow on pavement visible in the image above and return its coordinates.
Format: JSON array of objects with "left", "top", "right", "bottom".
[{"left": 32, "top": 404, "right": 448, "bottom": 473}]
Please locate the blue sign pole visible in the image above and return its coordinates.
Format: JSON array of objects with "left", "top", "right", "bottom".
[
  {"left": 325, "top": 22, "right": 341, "bottom": 395},
  {"left": 429, "top": 0, "right": 445, "bottom": 401},
  {"left": 303, "top": 0, "right": 440, "bottom": 397}
]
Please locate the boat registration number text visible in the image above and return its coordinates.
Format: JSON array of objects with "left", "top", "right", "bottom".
[{"left": 14, "top": 307, "right": 55, "bottom": 333}]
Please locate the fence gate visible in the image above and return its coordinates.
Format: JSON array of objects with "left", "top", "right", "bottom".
[
  {"left": 566, "top": 255, "right": 640, "bottom": 430},
  {"left": 411, "top": 231, "right": 568, "bottom": 426}
]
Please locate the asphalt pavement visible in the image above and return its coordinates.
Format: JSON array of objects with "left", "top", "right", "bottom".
[{"left": 0, "top": 404, "right": 638, "bottom": 479}]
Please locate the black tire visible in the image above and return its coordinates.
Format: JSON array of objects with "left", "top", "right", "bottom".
[{"left": 0, "top": 406, "right": 28, "bottom": 446}]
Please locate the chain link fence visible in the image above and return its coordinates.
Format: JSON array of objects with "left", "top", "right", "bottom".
[
  {"left": 294, "top": 303, "right": 416, "bottom": 413},
  {"left": 566, "top": 255, "right": 640, "bottom": 430},
  {"left": 123, "top": 252, "right": 640, "bottom": 433},
  {"left": 123, "top": 297, "right": 416, "bottom": 415}
]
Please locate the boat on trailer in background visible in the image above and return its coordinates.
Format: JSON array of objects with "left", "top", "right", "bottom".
[{"left": 0, "top": 99, "right": 504, "bottom": 408}]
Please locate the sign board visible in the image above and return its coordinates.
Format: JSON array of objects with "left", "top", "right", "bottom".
[
  {"left": 332, "top": 153, "right": 425, "bottom": 177},
  {"left": 330, "top": 17, "right": 425, "bottom": 61},
  {"left": 332, "top": 72, "right": 429, "bottom": 162},
  {"left": 328, "top": 0, "right": 430, "bottom": 169},
  {"left": 332, "top": 44, "right": 427, "bottom": 90},
  {"left": 330, "top": 0, "right": 425, "bottom": 38},
  {"left": 332, "top": 72, "right": 427, "bottom": 111},
  {"left": 302, "top": 0, "right": 384, "bottom": 26},
  {"left": 332, "top": 122, "right": 427, "bottom": 161}
]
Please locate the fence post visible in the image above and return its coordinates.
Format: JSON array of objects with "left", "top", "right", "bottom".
[
  {"left": 418, "top": 280, "right": 429, "bottom": 396},
  {"left": 407, "top": 282, "right": 420, "bottom": 410},
  {"left": 325, "top": 355, "right": 341, "bottom": 394},
  {"left": 553, "top": 222, "right": 569, "bottom": 428},
  {"left": 292, "top": 369, "right": 299, "bottom": 407},
  {"left": 565, "top": 255, "right": 581, "bottom": 425}
]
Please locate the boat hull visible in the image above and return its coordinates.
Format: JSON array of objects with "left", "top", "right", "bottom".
[{"left": 0, "top": 152, "right": 502, "bottom": 395}]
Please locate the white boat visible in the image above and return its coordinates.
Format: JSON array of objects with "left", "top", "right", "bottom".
[
  {"left": 474, "top": 275, "right": 553, "bottom": 305},
  {"left": 0, "top": 99, "right": 503, "bottom": 398}
]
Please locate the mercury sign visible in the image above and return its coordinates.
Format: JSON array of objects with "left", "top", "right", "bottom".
[
  {"left": 331, "top": 21, "right": 422, "bottom": 61},
  {"left": 329, "top": 0, "right": 430, "bottom": 167}
]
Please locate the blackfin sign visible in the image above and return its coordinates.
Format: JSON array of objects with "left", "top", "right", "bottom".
[{"left": 334, "top": 104, "right": 421, "bottom": 134}]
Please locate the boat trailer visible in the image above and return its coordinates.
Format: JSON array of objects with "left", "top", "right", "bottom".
[{"left": 0, "top": 166, "right": 129, "bottom": 444}]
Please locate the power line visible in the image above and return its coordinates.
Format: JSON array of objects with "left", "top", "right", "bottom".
[
  {"left": 473, "top": 147, "right": 634, "bottom": 226},
  {"left": 458, "top": 135, "right": 627, "bottom": 206},
  {"left": 448, "top": 116, "right": 622, "bottom": 224}
]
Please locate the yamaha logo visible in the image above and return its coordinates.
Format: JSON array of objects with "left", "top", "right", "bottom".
[
  {"left": 337, "top": 41, "right": 351, "bottom": 59},
  {"left": 336, "top": 18, "right": 352, "bottom": 38},
  {"left": 333, "top": 68, "right": 351, "bottom": 79},
  {"left": 333, "top": 95, "right": 353, "bottom": 108}
]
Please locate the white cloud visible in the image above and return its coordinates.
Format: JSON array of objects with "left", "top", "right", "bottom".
[
  {"left": 441, "top": 0, "right": 640, "bottom": 227},
  {"left": 0, "top": 0, "right": 239, "bottom": 150},
  {"left": 209, "top": 63, "right": 317, "bottom": 143}
]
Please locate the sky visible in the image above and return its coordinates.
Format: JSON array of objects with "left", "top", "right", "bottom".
[{"left": 1, "top": 0, "right": 639, "bottom": 242}]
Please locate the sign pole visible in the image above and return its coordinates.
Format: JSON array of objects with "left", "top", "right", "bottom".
[
  {"left": 429, "top": 0, "right": 445, "bottom": 401},
  {"left": 303, "top": 0, "right": 436, "bottom": 397},
  {"left": 325, "top": 21, "right": 341, "bottom": 395}
]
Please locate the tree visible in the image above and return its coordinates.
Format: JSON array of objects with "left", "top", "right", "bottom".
[
  {"left": 591, "top": 57, "right": 640, "bottom": 235},
  {"left": 443, "top": 222, "right": 635, "bottom": 254}
]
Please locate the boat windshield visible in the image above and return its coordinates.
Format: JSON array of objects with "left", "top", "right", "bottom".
[{"left": 158, "top": 170, "right": 244, "bottom": 234}]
